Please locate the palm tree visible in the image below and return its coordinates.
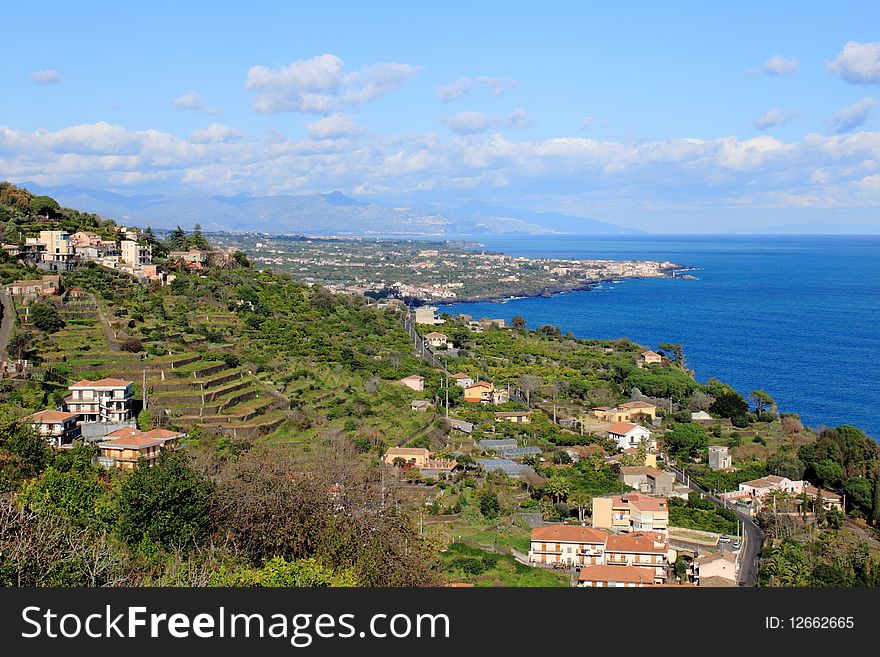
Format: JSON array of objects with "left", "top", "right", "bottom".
[
  {"left": 569, "top": 492, "right": 591, "bottom": 523},
  {"left": 545, "top": 476, "right": 570, "bottom": 504}
]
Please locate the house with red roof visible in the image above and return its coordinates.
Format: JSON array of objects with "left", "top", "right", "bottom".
[
  {"left": 606, "top": 422, "right": 656, "bottom": 451},
  {"left": 528, "top": 524, "right": 610, "bottom": 567},
  {"left": 27, "top": 409, "right": 81, "bottom": 447},
  {"left": 96, "top": 427, "right": 185, "bottom": 470},
  {"left": 65, "top": 377, "right": 134, "bottom": 423}
]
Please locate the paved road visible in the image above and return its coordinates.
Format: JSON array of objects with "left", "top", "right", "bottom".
[
  {"left": 0, "top": 290, "right": 14, "bottom": 360},
  {"left": 669, "top": 465, "right": 763, "bottom": 586}
]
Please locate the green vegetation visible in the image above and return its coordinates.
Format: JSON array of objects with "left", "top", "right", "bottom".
[{"left": 668, "top": 493, "right": 737, "bottom": 534}]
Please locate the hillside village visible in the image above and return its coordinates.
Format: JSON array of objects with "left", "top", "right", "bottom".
[{"left": 1, "top": 181, "right": 879, "bottom": 589}]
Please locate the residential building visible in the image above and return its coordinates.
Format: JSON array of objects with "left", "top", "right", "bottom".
[
  {"left": 120, "top": 240, "right": 152, "bottom": 269},
  {"left": 804, "top": 485, "right": 844, "bottom": 511},
  {"left": 399, "top": 375, "right": 425, "bottom": 392},
  {"left": 708, "top": 445, "right": 732, "bottom": 470},
  {"left": 606, "top": 422, "right": 656, "bottom": 451},
  {"left": 7, "top": 275, "right": 60, "bottom": 298},
  {"left": 414, "top": 306, "right": 443, "bottom": 325},
  {"left": 491, "top": 388, "right": 510, "bottom": 404},
  {"left": 593, "top": 401, "right": 657, "bottom": 423},
  {"left": 592, "top": 493, "right": 669, "bottom": 534},
  {"left": 411, "top": 400, "right": 432, "bottom": 412},
  {"left": 168, "top": 249, "right": 209, "bottom": 271},
  {"left": 576, "top": 565, "right": 656, "bottom": 588},
  {"left": 495, "top": 411, "right": 531, "bottom": 423},
  {"left": 96, "top": 427, "right": 183, "bottom": 470},
  {"left": 737, "top": 475, "right": 805, "bottom": 501},
  {"left": 38, "top": 231, "right": 75, "bottom": 269},
  {"left": 689, "top": 551, "right": 737, "bottom": 585},
  {"left": 691, "top": 410, "right": 714, "bottom": 422},
  {"left": 450, "top": 372, "right": 474, "bottom": 388},
  {"left": 424, "top": 332, "right": 448, "bottom": 348},
  {"left": 528, "top": 525, "right": 609, "bottom": 566},
  {"left": 463, "top": 381, "right": 494, "bottom": 403},
  {"left": 604, "top": 532, "right": 670, "bottom": 583},
  {"left": 640, "top": 349, "right": 662, "bottom": 365},
  {"left": 64, "top": 377, "right": 134, "bottom": 423},
  {"left": 28, "top": 410, "right": 81, "bottom": 447},
  {"left": 608, "top": 449, "right": 658, "bottom": 468},
  {"left": 619, "top": 466, "right": 675, "bottom": 496},
  {"left": 383, "top": 447, "right": 431, "bottom": 468}
]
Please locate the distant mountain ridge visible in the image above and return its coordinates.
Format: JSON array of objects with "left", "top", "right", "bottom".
[{"left": 15, "top": 182, "right": 639, "bottom": 237}]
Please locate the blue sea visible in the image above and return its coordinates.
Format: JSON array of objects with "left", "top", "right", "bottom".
[{"left": 443, "top": 235, "right": 880, "bottom": 439}]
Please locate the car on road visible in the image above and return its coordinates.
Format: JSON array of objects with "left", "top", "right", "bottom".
[
  {"left": 732, "top": 540, "right": 741, "bottom": 549},
  {"left": 719, "top": 535, "right": 731, "bottom": 543}
]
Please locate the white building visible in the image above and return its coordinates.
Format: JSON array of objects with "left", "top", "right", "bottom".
[
  {"left": 606, "top": 422, "right": 655, "bottom": 451},
  {"left": 65, "top": 377, "right": 134, "bottom": 423}
]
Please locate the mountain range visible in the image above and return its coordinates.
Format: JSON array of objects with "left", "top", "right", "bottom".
[{"left": 16, "top": 182, "right": 641, "bottom": 237}]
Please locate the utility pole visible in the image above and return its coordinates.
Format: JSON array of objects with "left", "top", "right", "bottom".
[{"left": 142, "top": 369, "right": 147, "bottom": 411}]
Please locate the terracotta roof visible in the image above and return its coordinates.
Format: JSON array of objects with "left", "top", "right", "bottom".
[
  {"left": 618, "top": 401, "right": 656, "bottom": 409},
  {"left": 70, "top": 377, "right": 133, "bottom": 388},
  {"left": 694, "top": 551, "right": 736, "bottom": 566},
  {"left": 467, "top": 381, "right": 493, "bottom": 389},
  {"left": 619, "top": 466, "right": 664, "bottom": 477},
  {"left": 605, "top": 532, "right": 667, "bottom": 554},
  {"left": 532, "top": 525, "right": 609, "bottom": 544},
  {"left": 450, "top": 373, "right": 472, "bottom": 379},
  {"left": 740, "top": 475, "right": 796, "bottom": 489},
  {"left": 106, "top": 426, "right": 141, "bottom": 439},
  {"left": 385, "top": 447, "right": 430, "bottom": 457},
  {"left": 142, "top": 429, "right": 184, "bottom": 439},
  {"left": 607, "top": 421, "right": 641, "bottom": 435},
  {"left": 98, "top": 435, "right": 169, "bottom": 450},
  {"left": 804, "top": 485, "right": 842, "bottom": 501},
  {"left": 424, "top": 332, "right": 447, "bottom": 338},
  {"left": 578, "top": 565, "right": 655, "bottom": 584},
  {"left": 28, "top": 409, "right": 79, "bottom": 422},
  {"left": 699, "top": 576, "right": 737, "bottom": 587},
  {"left": 625, "top": 495, "right": 668, "bottom": 512}
]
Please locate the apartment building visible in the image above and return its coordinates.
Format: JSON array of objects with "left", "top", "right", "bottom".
[
  {"left": 65, "top": 377, "right": 134, "bottom": 423},
  {"left": 592, "top": 493, "right": 669, "bottom": 534},
  {"left": 96, "top": 427, "right": 183, "bottom": 470},
  {"left": 604, "top": 532, "right": 670, "bottom": 583},
  {"left": 528, "top": 525, "right": 609, "bottom": 567},
  {"left": 120, "top": 240, "right": 152, "bottom": 269}
]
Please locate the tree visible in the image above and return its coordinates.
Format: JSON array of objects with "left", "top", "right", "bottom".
[
  {"left": 29, "top": 302, "right": 65, "bottom": 333},
  {"left": 664, "top": 423, "right": 708, "bottom": 461},
  {"left": 29, "top": 195, "right": 60, "bottom": 219},
  {"left": 166, "top": 226, "right": 187, "bottom": 251},
  {"left": 810, "top": 459, "right": 844, "bottom": 488},
  {"left": 518, "top": 374, "right": 542, "bottom": 405},
  {"left": 188, "top": 223, "right": 210, "bottom": 250},
  {"left": 115, "top": 450, "right": 215, "bottom": 550},
  {"left": 766, "top": 451, "right": 806, "bottom": 480},
  {"left": 569, "top": 491, "right": 591, "bottom": 523},
  {"left": 749, "top": 389, "right": 776, "bottom": 418},
  {"left": 511, "top": 315, "right": 526, "bottom": 329},
  {"left": 545, "top": 475, "right": 570, "bottom": 503},
  {"left": 479, "top": 490, "right": 500, "bottom": 518},
  {"left": 707, "top": 380, "right": 749, "bottom": 418}
]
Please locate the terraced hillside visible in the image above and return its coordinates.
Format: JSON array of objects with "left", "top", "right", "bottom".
[{"left": 31, "top": 291, "right": 290, "bottom": 438}]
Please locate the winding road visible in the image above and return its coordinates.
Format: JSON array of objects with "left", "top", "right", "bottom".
[{"left": 668, "top": 464, "right": 763, "bottom": 586}]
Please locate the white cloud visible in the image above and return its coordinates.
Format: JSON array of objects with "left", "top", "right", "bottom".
[
  {"left": 245, "top": 54, "right": 421, "bottom": 114},
  {"left": 171, "top": 90, "right": 223, "bottom": 115},
  {"left": 189, "top": 123, "right": 243, "bottom": 144},
  {"left": 30, "top": 70, "right": 62, "bottom": 85},
  {"left": 830, "top": 97, "right": 875, "bottom": 133},
  {"left": 476, "top": 76, "right": 518, "bottom": 96},
  {"left": 4, "top": 120, "right": 880, "bottom": 215},
  {"left": 441, "top": 111, "right": 496, "bottom": 135},
  {"left": 306, "top": 113, "right": 363, "bottom": 140},
  {"left": 763, "top": 55, "right": 798, "bottom": 76},
  {"left": 505, "top": 108, "right": 535, "bottom": 129},
  {"left": 441, "top": 109, "right": 534, "bottom": 135},
  {"left": 436, "top": 77, "right": 473, "bottom": 102},
  {"left": 435, "top": 76, "right": 518, "bottom": 102},
  {"left": 828, "top": 41, "right": 880, "bottom": 85},
  {"left": 753, "top": 108, "right": 794, "bottom": 130}
]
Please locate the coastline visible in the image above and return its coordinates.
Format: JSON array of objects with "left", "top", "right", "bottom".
[{"left": 424, "top": 265, "right": 696, "bottom": 307}]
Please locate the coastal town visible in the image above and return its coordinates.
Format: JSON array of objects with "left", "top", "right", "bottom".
[
  {"left": 0, "top": 183, "right": 876, "bottom": 592},
  {"left": 209, "top": 233, "right": 690, "bottom": 303}
]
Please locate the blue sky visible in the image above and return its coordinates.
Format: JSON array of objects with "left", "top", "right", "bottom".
[{"left": 3, "top": 1, "right": 880, "bottom": 232}]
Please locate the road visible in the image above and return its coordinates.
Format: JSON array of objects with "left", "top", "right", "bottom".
[
  {"left": 0, "top": 289, "right": 14, "bottom": 360},
  {"left": 669, "top": 464, "right": 763, "bottom": 586}
]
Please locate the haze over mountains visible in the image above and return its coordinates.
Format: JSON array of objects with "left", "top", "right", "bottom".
[{"left": 17, "top": 182, "right": 641, "bottom": 237}]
